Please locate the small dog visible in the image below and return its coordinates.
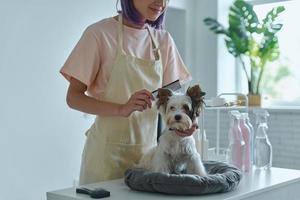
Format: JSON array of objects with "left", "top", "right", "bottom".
[{"left": 138, "top": 85, "right": 207, "bottom": 176}]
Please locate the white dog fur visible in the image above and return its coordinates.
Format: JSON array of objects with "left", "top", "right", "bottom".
[{"left": 138, "top": 85, "right": 207, "bottom": 176}]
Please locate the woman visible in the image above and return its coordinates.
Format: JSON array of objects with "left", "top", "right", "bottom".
[{"left": 61, "top": 0, "right": 195, "bottom": 185}]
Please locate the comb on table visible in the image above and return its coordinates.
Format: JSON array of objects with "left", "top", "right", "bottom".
[{"left": 76, "top": 187, "right": 110, "bottom": 199}]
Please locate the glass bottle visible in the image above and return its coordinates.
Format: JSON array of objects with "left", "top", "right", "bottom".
[
  {"left": 194, "top": 129, "right": 209, "bottom": 161},
  {"left": 240, "top": 113, "right": 252, "bottom": 172},
  {"left": 243, "top": 113, "right": 254, "bottom": 165},
  {"left": 228, "top": 110, "right": 245, "bottom": 171},
  {"left": 253, "top": 109, "right": 272, "bottom": 170}
]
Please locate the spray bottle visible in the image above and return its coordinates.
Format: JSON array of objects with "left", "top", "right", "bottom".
[
  {"left": 253, "top": 109, "right": 272, "bottom": 170},
  {"left": 228, "top": 110, "right": 245, "bottom": 170},
  {"left": 243, "top": 113, "right": 254, "bottom": 166},
  {"left": 240, "top": 113, "right": 252, "bottom": 172}
]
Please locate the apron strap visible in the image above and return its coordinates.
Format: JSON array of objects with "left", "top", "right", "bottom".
[
  {"left": 146, "top": 25, "right": 161, "bottom": 61},
  {"left": 117, "top": 14, "right": 125, "bottom": 56}
]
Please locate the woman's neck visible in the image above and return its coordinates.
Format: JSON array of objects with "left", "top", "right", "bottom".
[{"left": 114, "top": 15, "right": 146, "bottom": 29}]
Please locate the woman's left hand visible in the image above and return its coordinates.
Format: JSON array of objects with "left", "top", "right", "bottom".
[{"left": 175, "top": 123, "right": 198, "bottom": 137}]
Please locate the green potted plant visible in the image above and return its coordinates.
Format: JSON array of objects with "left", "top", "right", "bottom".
[{"left": 204, "top": 0, "right": 285, "bottom": 106}]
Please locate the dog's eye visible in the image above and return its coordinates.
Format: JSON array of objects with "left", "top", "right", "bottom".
[
  {"left": 182, "top": 104, "right": 190, "bottom": 112},
  {"left": 170, "top": 106, "right": 176, "bottom": 111}
]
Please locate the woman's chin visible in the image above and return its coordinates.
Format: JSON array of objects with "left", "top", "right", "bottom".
[{"left": 146, "top": 13, "right": 161, "bottom": 21}]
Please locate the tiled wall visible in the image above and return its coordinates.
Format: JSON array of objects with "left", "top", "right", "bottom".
[{"left": 201, "top": 108, "right": 300, "bottom": 170}]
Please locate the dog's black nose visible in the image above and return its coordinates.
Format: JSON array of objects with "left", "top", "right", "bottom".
[{"left": 174, "top": 115, "right": 182, "bottom": 121}]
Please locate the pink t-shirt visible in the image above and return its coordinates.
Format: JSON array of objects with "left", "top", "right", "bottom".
[{"left": 60, "top": 17, "right": 191, "bottom": 99}]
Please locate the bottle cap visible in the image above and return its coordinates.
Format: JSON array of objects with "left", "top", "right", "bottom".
[
  {"left": 253, "top": 109, "right": 269, "bottom": 124},
  {"left": 240, "top": 112, "right": 249, "bottom": 119}
]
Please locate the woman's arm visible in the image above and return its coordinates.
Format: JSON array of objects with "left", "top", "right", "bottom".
[{"left": 66, "top": 77, "right": 154, "bottom": 117}]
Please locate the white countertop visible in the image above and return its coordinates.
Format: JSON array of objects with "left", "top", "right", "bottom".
[{"left": 47, "top": 167, "right": 300, "bottom": 200}]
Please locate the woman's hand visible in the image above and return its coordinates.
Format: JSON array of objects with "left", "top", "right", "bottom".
[
  {"left": 175, "top": 123, "right": 199, "bottom": 137},
  {"left": 119, "top": 89, "right": 154, "bottom": 117}
]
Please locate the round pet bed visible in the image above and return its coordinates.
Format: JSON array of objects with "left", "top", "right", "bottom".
[{"left": 124, "top": 161, "right": 242, "bottom": 195}]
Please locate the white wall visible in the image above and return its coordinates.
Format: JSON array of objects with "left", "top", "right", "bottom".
[
  {"left": 0, "top": 1, "right": 116, "bottom": 199},
  {"left": 192, "top": 0, "right": 219, "bottom": 97},
  {"left": 217, "top": 0, "right": 237, "bottom": 94},
  {"left": 165, "top": 7, "right": 187, "bottom": 62}
]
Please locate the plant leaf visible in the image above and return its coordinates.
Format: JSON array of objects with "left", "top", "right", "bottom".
[{"left": 203, "top": 18, "right": 228, "bottom": 35}]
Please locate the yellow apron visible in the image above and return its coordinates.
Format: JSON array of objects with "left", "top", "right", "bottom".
[{"left": 79, "top": 14, "right": 163, "bottom": 185}]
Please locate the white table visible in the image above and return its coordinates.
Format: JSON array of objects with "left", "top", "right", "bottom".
[{"left": 47, "top": 167, "right": 300, "bottom": 200}]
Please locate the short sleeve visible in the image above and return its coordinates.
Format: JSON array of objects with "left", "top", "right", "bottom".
[
  {"left": 162, "top": 32, "right": 192, "bottom": 86},
  {"left": 60, "top": 27, "right": 101, "bottom": 87}
]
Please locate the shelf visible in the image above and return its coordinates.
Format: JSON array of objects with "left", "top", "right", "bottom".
[
  {"left": 204, "top": 106, "right": 247, "bottom": 110},
  {"left": 199, "top": 93, "right": 249, "bottom": 162}
]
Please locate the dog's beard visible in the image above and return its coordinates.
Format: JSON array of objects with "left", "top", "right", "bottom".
[{"left": 166, "top": 114, "right": 192, "bottom": 131}]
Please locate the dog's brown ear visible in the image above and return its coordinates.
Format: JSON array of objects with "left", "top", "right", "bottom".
[
  {"left": 156, "top": 88, "right": 173, "bottom": 109},
  {"left": 186, "top": 85, "right": 206, "bottom": 119}
]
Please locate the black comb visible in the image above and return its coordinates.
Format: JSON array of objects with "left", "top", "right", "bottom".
[
  {"left": 76, "top": 187, "right": 110, "bottom": 199},
  {"left": 152, "top": 79, "right": 181, "bottom": 96}
]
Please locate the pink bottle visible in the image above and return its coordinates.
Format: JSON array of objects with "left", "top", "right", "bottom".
[
  {"left": 228, "top": 111, "right": 245, "bottom": 171},
  {"left": 240, "top": 113, "right": 252, "bottom": 172}
]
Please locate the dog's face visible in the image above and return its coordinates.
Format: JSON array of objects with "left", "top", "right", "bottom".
[
  {"left": 164, "top": 95, "right": 193, "bottom": 131},
  {"left": 156, "top": 85, "right": 206, "bottom": 131}
]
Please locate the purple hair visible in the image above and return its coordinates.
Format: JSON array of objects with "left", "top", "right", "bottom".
[{"left": 119, "top": 0, "right": 166, "bottom": 29}]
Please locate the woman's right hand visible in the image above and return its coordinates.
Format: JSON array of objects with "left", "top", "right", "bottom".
[{"left": 119, "top": 89, "right": 154, "bottom": 117}]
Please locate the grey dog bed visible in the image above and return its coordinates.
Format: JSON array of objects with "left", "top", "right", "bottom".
[{"left": 124, "top": 161, "right": 242, "bottom": 195}]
